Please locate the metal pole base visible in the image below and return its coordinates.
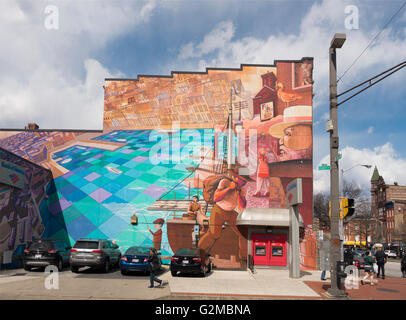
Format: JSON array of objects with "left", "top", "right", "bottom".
[{"left": 327, "top": 287, "right": 346, "bottom": 298}]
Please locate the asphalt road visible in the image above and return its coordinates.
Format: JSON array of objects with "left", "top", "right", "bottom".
[{"left": 383, "top": 261, "right": 403, "bottom": 278}]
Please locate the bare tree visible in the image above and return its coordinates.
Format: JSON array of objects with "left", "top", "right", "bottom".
[{"left": 314, "top": 192, "right": 330, "bottom": 229}]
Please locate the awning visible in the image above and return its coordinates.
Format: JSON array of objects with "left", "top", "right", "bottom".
[
  {"left": 344, "top": 241, "right": 367, "bottom": 246},
  {"left": 237, "top": 207, "right": 304, "bottom": 227}
]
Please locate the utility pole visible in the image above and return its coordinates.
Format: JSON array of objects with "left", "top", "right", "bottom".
[{"left": 328, "top": 33, "right": 346, "bottom": 297}]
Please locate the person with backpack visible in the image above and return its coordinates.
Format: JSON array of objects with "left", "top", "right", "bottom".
[
  {"left": 147, "top": 248, "right": 162, "bottom": 288},
  {"left": 374, "top": 246, "right": 387, "bottom": 279},
  {"left": 401, "top": 250, "right": 406, "bottom": 278}
]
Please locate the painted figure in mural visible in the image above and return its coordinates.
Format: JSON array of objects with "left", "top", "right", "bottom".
[
  {"left": 198, "top": 171, "right": 247, "bottom": 261},
  {"left": 253, "top": 148, "right": 270, "bottom": 197},
  {"left": 268, "top": 105, "right": 312, "bottom": 162},
  {"left": 301, "top": 62, "right": 313, "bottom": 85},
  {"left": 187, "top": 195, "right": 204, "bottom": 218},
  {"left": 147, "top": 218, "right": 164, "bottom": 251}
]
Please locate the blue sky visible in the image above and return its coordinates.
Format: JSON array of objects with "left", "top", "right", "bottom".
[{"left": 0, "top": 0, "right": 406, "bottom": 193}]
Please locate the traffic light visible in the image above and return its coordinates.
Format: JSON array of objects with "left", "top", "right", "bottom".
[
  {"left": 329, "top": 198, "right": 349, "bottom": 219},
  {"left": 342, "top": 198, "right": 355, "bottom": 218}
]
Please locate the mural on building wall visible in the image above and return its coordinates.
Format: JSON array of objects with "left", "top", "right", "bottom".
[
  {"left": 0, "top": 59, "right": 316, "bottom": 269},
  {"left": 0, "top": 148, "right": 54, "bottom": 265}
]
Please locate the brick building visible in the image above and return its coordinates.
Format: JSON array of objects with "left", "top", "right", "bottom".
[{"left": 370, "top": 166, "right": 406, "bottom": 245}]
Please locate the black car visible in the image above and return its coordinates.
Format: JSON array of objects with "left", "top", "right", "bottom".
[
  {"left": 170, "top": 248, "right": 212, "bottom": 277},
  {"left": 23, "top": 239, "right": 71, "bottom": 271}
]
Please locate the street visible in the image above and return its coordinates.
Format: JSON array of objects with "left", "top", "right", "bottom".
[
  {"left": 384, "top": 261, "right": 403, "bottom": 278},
  {"left": 1, "top": 264, "right": 405, "bottom": 300}
]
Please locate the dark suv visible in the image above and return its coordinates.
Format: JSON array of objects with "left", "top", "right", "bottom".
[
  {"left": 23, "top": 239, "right": 71, "bottom": 271},
  {"left": 70, "top": 239, "right": 121, "bottom": 273}
]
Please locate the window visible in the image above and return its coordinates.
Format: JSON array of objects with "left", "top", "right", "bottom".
[
  {"left": 272, "top": 246, "right": 283, "bottom": 256},
  {"left": 255, "top": 245, "right": 266, "bottom": 256}
]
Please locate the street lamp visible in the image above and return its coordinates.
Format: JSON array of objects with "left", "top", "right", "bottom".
[
  {"left": 328, "top": 33, "right": 346, "bottom": 297},
  {"left": 341, "top": 164, "right": 372, "bottom": 197}
]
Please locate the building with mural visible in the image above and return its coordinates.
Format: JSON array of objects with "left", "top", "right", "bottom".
[{"left": 0, "top": 58, "right": 316, "bottom": 270}]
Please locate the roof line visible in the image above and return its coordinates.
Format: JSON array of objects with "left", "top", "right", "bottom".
[
  {"left": 0, "top": 146, "right": 52, "bottom": 173},
  {"left": 105, "top": 58, "right": 314, "bottom": 81},
  {"left": 0, "top": 128, "right": 103, "bottom": 133}
]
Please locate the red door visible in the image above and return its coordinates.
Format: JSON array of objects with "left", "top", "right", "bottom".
[{"left": 252, "top": 234, "right": 287, "bottom": 267}]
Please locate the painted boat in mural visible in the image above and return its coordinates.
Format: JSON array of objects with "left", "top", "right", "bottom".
[
  {"left": 61, "top": 158, "right": 72, "bottom": 164},
  {"left": 147, "top": 200, "right": 211, "bottom": 254},
  {"left": 106, "top": 166, "right": 122, "bottom": 175}
]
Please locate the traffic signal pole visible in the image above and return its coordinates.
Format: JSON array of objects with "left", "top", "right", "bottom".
[{"left": 328, "top": 34, "right": 346, "bottom": 297}]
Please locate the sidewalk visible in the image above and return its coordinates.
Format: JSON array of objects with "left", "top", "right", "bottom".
[
  {"left": 165, "top": 268, "right": 323, "bottom": 299},
  {"left": 305, "top": 276, "right": 406, "bottom": 300}
]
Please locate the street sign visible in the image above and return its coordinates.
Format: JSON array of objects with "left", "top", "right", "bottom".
[
  {"left": 318, "top": 164, "right": 331, "bottom": 170},
  {"left": 335, "top": 153, "right": 342, "bottom": 161},
  {"left": 286, "top": 178, "right": 303, "bottom": 207}
]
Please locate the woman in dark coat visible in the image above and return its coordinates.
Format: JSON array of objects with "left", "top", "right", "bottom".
[
  {"left": 401, "top": 251, "right": 406, "bottom": 278},
  {"left": 147, "top": 248, "right": 162, "bottom": 288}
]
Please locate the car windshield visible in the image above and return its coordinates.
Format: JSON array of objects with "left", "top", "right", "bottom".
[
  {"left": 73, "top": 241, "right": 99, "bottom": 249},
  {"left": 175, "top": 248, "right": 200, "bottom": 256},
  {"left": 29, "top": 240, "right": 53, "bottom": 251},
  {"left": 125, "top": 247, "right": 151, "bottom": 255}
]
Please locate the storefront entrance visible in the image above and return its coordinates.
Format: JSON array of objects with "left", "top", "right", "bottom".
[{"left": 252, "top": 234, "right": 287, "bottom": 266}]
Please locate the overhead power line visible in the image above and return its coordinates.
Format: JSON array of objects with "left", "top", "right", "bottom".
[
  {"left": 337, "top": 1, "right": 406, "bottom": 83},
  {"left": 337, "top": 59, "right": 406, "bottom": 106}
]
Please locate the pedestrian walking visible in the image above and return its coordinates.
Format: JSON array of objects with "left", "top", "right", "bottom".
[
  {"left": 361, "top": 251, "right": 376, "bottom": 286},
  {"left": 147, "top": 248, "right": 162, "bottom": 288},
  {"left": 401, "top": 252, "right": 406, "bottom": 278},
  {"left": 374, "top": 246, "right": 387, "bottom": 280},
  {"left": 319, "top": 238, "right": 330, "bottom": 281}
]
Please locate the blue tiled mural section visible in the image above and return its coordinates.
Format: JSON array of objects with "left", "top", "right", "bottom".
[{"left": 43, "top": 129, "right": 214, "bottom": 258}]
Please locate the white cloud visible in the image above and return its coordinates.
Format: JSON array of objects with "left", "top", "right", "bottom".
[
  {"left": 314, "top": 142, "right": 406, "bottom": 194},
  {"left": 0, "top": 0, "right": 158, "bottom": 129},
  {"left": 367, "top": 126, "right": 374, "bottom": 134},
  {"left": 176, "top": 0, "right": 406, "bottom": 109}
]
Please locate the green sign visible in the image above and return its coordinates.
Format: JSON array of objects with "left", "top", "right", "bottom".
[
  {"left": 318, "top": 164, "right": 331, "bottom": 171},
  {"left": 335, "top": 154, "right": 342, "bottom": 161}
]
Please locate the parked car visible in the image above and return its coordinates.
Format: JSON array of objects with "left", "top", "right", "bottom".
[
  {"left": 23, "top": 239, "right": 71, "bottom": 271},
  {"left": 385, "top": 250, "right": 397, "bottom": 258},
  {"left": 70, "top": 239, "right": 121, "bottom": 273},
  {"left": 170, "top": 248, "right": 212, "bottom": 277},
  {"left": 352, "top": 252, "right": 365, "bottom": 269},
  {"left": 120, "top": 246, "right": 161, "bottom": 275}
]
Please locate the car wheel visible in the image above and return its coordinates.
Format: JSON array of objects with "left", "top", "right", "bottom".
[
  {"left": 208, "top": 262, "right": 212, "bottom": 273},
  {"left": 57, "top": 257, "right": 63, "bottom": 272},
  {"left": 103, "top": 259, "right": 110, "bottom": 273},
  {"left": 121, "top": 269, "right": 128, "bottom": 276},
  {"left": 171, "top": 270, "right": 177, "bottom": 277},
  {"left": 24, "top": 265, "right": 31, "bottom": 271},
  {"left": 71, "top": 266, "right": 79, "bottom": 273}
]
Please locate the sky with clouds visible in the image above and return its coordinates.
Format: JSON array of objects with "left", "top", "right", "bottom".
[{"left": 1, "top": 0, "right": 406, "bottom": 194}]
